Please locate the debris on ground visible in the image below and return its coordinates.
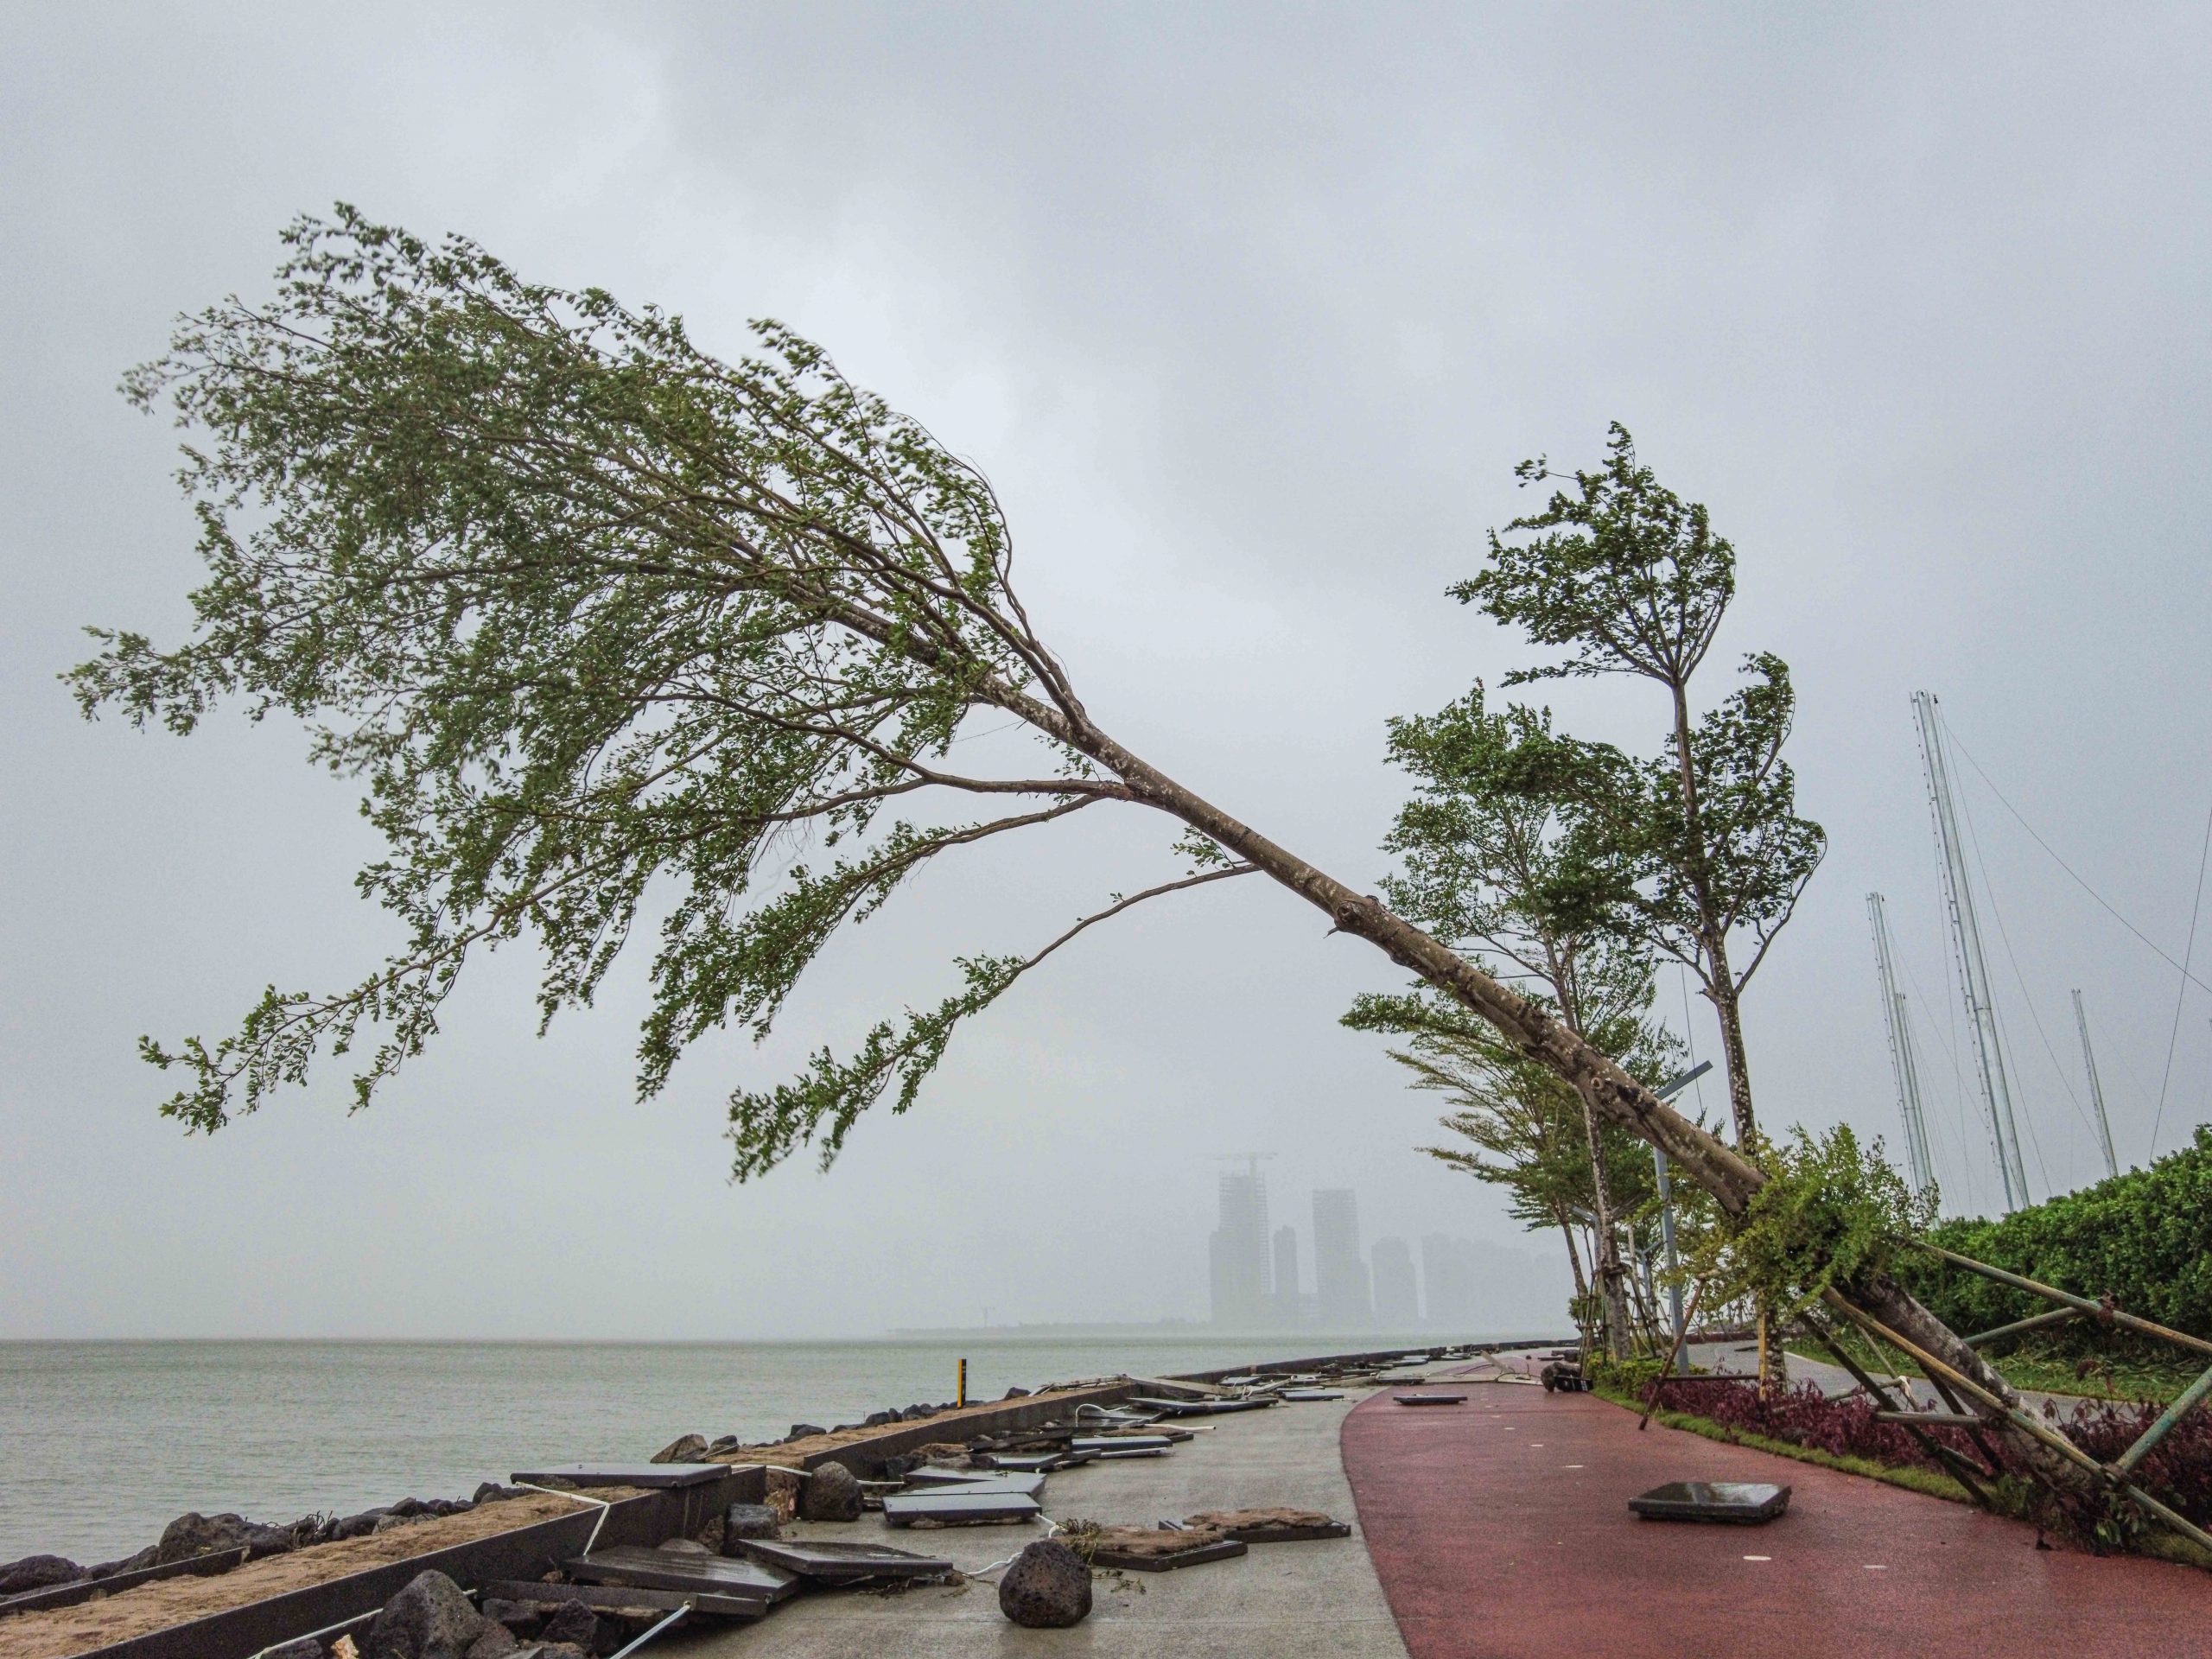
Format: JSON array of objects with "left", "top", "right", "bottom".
[
  {"left": 798, "top": 1460, "right": 863, "bottom": 1522},
  {"left": 996, "top": 1540, "right": 1092, "bottom": 1628},
  {"left": 1627, "top": 1480, "right": 1792, "bottom": 1524},
  {"left": 1057, "top": 1521, "right": 1247, "bottom": 1573},
  {"left": 1184, "top": 1507, "right": 1351, "bottom": 1542}
]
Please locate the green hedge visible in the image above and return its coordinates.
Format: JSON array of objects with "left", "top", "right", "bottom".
[{"left": 1896, "top": 1126, "right": 2212, "bottom": 1349}]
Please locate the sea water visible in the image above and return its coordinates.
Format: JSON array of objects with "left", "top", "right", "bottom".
[{"left": 0, "top": 1335, "right": 1449, "bottom": 1563}]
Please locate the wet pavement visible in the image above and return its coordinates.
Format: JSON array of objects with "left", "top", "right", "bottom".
[{"left": 1341, "top": 1358, "right": 2208, "bottom": 1659}]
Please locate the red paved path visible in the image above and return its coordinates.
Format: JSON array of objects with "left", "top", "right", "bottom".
[{"left": 1340, "top": 1377, "right": 2206, "bottom": 1658}]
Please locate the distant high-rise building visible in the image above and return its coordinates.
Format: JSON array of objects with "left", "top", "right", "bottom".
[
  {"left": 1272, "top": 1225, "right": 1302, "bottom": 1324},
  {"left": 1312, "top": 1189, "right": 1371, "bottom": 1330},
  {"left": 1372, "top": 1236, "right": 1419, "bottom": 1327},
  {"left": 1209, "top": 1166, "right": 1272, "bottom": 1326},
  {"left": 1421, "top": 1234, "right": 1480, "bottom": 1329}
]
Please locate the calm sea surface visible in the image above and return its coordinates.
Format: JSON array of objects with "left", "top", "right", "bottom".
[{"left": 0, "top": 1335, "right": 1447, "bottom": 1563}]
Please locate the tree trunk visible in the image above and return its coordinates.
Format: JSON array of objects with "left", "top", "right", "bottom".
[
  {"left": 1554, "top": 1207, "right": 1589, "bottom": 1303},
  {"left": 1013, "top": 701, "right": 2100, "bottom": 1515},
  {"left": 1700, "top": 933, "right": 1786, "bottom": 1386},
  {"left": 1576, "top": 1085, "right": 1632, "bottom": 1360}
]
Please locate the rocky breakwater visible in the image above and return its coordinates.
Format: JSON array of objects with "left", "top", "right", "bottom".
[{"left": 0, "top": 1483, "right": 531, "bottom": 1608}]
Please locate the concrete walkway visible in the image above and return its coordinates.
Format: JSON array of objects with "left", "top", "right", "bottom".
[
  {"left": 688, "top": 1389, "right": 1408, "bottom": 1657},
  {"left": 1340, "top": 1370, "right": 2209, "bottom": 1659}
]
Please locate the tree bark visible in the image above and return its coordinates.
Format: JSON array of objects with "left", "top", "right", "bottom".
[
  {"left": 1011, "top": 696, "right": 2091, "bottom": 1511},
  {"left": 1575, "top": 1084, "right": 1632, "bottom": 1359}
]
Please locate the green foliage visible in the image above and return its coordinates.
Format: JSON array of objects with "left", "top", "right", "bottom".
[
  {"left": 1899, "top": 1127, "right": 2212, "bottom": 1347},
  {"left": 67, "top": 207, "right": 1202, "bottom": 1178},
  {"left": 1444, "top": 423, "right": 1826, "bottom": 1148},
  {"left": 1681, "top": 1123, "right": 1936, "bottom": 1317},
  {"left": 1453, "top": 423, "right": 1734, "bottom": 692}
]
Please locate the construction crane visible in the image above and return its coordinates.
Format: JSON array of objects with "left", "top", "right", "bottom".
[
  {"left": 1915, "top": 691, "right": 2030, "bottom": 1210},
  {"left": 1867, "top": 892, "right": 1937, "bottom": 1198}
]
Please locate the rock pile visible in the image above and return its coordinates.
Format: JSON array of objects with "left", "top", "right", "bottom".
[{"left": 0, "top": 1484, "right": 522, "bottom": 1606}]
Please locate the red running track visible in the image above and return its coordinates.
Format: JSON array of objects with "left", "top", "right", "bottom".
[{"left": 1340, "top": 1380, "right": 2207, "bottom": 1659}]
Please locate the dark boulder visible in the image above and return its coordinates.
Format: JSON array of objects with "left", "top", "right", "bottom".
[
  {"left": 465, "top": 1626, "right": 518, "bottom": 1658},
  {"left": 537, "top": 1602, "right": 597, "bottom": 1651},
  {"left": 997, "top": 1540, "right": 1091, "bottom": 1628},
  {"left": 650, "top": 1433, "right": 709, "bottom": 1464},
  {"left": 154, "top": 1512, "right": 251, "bottom": 1565},
  {"left": 0, "top": 1554, "right": 86, "bottom": 1595},
  {"left": 721, "top": 1503, "right": 779, "bottom": 1548},
  {"left": 798, "top": 1460, "right": 862, "bottom": 1522},
  {"left": 85, "top": 1544, "right": 160, "bottom": 1579},
  {"left": 706, "top": 1435, "right": 741, "bottom": 1454},
  {"left": 1002, "top": 1386, "right": 1031, "bottom": 1400},
  {"left": 365, "top": 1568, "right": 492, "bottom": 1659},
  {"left": 785, "top": 1424, "right": 826, "bottom": 1441},
  {"left": 334, "top": 1508, "right": 392, "bottom": 1540},
  {"left": 473, "top": 1483, "right": 528, "bottom": 1504},
  {"left": 480, "top": 1599, "right": 543, "bottom": 1637},
  {"left": 863, "top": 1410, "right": 896, "bottom": 1427}
]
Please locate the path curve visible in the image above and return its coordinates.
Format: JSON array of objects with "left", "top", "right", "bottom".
[{"left": 1340, "top": 1375, "right": 2205, "bottom": 1658}]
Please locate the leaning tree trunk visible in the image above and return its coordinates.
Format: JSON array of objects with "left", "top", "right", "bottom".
[{"left": 1010, "top": 694, "right": 2103, "bottom": 1516}]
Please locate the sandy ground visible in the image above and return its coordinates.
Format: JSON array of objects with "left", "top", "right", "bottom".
[{"left": 0, "top": 1489, "right": 641, "bottom": 1659}]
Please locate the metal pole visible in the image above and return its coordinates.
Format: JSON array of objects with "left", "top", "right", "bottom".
[
  {"left": 1648, "top": 1060, "right": 1710, "bottom": 1371},
  {"left": 1915, "top": 691, "right": 2029, "bottom": 1209},
  {"left": 1867, "top": 892, "right": 1936, "bottom": 1195},
  {"left": 2070, "top": 988, "right": 2120, "bottom": 1180}
]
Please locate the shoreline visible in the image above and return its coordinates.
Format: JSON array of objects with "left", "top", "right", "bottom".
[{"left": 1, "top": 1338, "right": 1554, "bottom": 1656}]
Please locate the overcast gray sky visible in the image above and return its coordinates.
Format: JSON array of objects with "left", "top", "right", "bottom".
[{"left": 4, "top": 3, "right": 2209, "bottom": 1340}]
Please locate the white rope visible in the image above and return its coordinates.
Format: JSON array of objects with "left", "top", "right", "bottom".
[
  {"left": 606, "top": 1599, "right": 692, "bottom": 1656},
  {"left": 512, "top": 1483, "right": 616, "bottom": 1558}
]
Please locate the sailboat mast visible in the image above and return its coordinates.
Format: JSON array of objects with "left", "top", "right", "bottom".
[
  {"left": 1867, "top": 892, "right": 1936, "bottom": 1197},
  {"left": 1914, "top": 691, "right": 2030, "bottom": 1210},
  {"left": 2070, "top": 988, "right": 2119, "bottom": 1180}
]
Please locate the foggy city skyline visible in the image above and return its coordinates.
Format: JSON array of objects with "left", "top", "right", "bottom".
[
  {"left": 6, "top": 6, "right": 2212, "bottom": 1342},
  {"left": 1208, "top": 1168, "right": 1571, "bottom": 1334}
]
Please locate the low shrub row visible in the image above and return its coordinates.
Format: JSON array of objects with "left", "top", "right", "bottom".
[
  {"left": 1894, "top": 1126, "right": 2212, "bottom": 1351},
  {"left": 1623, "top": 1372, "right": 2212, "bottom": 1549}
]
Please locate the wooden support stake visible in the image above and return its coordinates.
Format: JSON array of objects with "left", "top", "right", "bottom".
[
  {"left": 1640, "top": 1281, "right": 1707, "bottom": 1431},
  {"left": 1823, "top": 1289, "right": 2212, "bottom": 1559}
]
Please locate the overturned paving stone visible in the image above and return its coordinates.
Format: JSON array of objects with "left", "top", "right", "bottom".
[
  {"left": 799, "top": 1459, "right": 863, "bottom": 1522},
  {"left": 1066, "top": 1525, "right": 1247, "bottom": 1573},
  {"left": 998, "top": 1539, "right": 1092, "bottom": 1628},
  {"left": 734, "top": 1537, "right": 956, "bottom": 1584},
  {"left": 1628, "top": 1480, "right": 1792, "bottom": 1523},
  {"left": 1185, "top": 1507, "right": 1351, "bottom": 1542}
]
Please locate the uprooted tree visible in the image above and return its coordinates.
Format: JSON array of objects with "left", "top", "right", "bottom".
[{"left": 72, "top": 208, "right": 2092, "bottom": 1511}]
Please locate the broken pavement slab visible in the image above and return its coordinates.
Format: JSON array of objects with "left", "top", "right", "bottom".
[
  {"left": 733, "top": 1538, "right": 957, "bottom": 1584},
  {"left": 881, "top": 1490, "right": 1044, "bottom": 1527},
  {"left": 1185, "top": 1508, "right": 1352, "bottom": 1543},
  {"left": 1391, "top": 1394, "right": 1467, "bottom": 1407},
  {"left": 1626, "top": 1480, "right": 1792, "bottom": 1524},
  {"left": 562, "top": 1545, "right": 801, "bottom": 1610},
  {"left": 1071, "top": 1526, "right": 1249, "bottom": 1573}
]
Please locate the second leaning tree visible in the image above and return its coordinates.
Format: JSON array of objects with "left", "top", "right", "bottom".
[{"left": 74, "top": 209, "right": 2085, "bottom": 1507}]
